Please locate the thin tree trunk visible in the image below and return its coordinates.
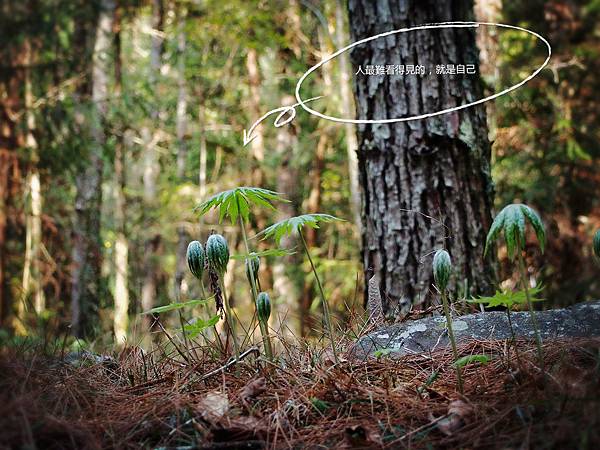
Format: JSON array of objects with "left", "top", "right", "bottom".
[
  {"left": 198, "top": 103, "right": 207, "bottom": 200},
  {"left": 474, "top": 0, "right": 501, "bottom": 141},
  {"left": 299, "top": 25, "right": 334, "bottom": 336},
  {"left": 141, "top": 0, "right": 164, "bottom": 329},
  {"left": 0, "top": 37, "right": 23, "bottom": 326},
  {"left": 271, "top": 95, "right": 300, "bottom": 338},
  {"left": 113, "top": 3, "right": 129, "bottom": 344},
  {"left": 348, "top": 0, "right": 495, "bottom": 317},
  {"left": 174, "top": 8, "right": 189, "bottom": 301},
  {"left": 21, "top": 36, "right": 45, "bottom": 318},
  {"left": 334, "top": 0, "right": 361, "bottom": 233},
  {"left": 72, "top": 0, "right": 114, "bottom": 337},
  {"left": 245, "top": 48, "right": 264, "bottom": 186}
]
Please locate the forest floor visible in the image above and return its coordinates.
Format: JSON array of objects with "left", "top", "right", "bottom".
[{"left": 1, "top": 337, "right": 599, "bottom": 449}]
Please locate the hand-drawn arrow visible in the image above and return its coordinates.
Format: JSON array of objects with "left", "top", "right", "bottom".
[{"left": 243, "top": 95, "right": 324, "bottom": 147}]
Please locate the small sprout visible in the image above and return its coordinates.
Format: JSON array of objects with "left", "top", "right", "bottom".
[
  {"left": 432, "top": 249, "right": 462, "bottom": 393},
  {"left": 186, "top": 241, "right": 205, "bottom": 280},
  {"left": 485, "top": 202, "right": 546, "bottom": 369},
  {"left": 206, "top": 234, "right": 229, "bottom": 275},
  {"left": 256, "top": 292, "right": 271, "bottom": 323},
  {"left": 433, "top": 249, "right": 452, "bottom": 291},
  {"left": 593, "top": 229, "right": 600, "bottom": 260},
  {"left": 453, "top": 354, "right": 490, "bottom": 369},
  {"left": 245, "top": 255, "right": 260, "bottom": 285},
  {"left": 255, "top": 291, "right": 273, "bottom": 359},
  {"left": 485, "top": 203, "right": 546, "bottom": 260},
  {"left": 258, "top": 213, "right": 345, "bottom": 364}
]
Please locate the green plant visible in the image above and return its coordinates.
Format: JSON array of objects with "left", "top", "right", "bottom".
[
  {"left": 453, "top": 354, "right": 490, "bottom": 369},
  {"left": 256, "top": 292, "right": 273, "bottom": 358},
  {"left": 197, "top": 188, "right": 288, "bottom": 360},
  {"left": 205, "top": 233, "right": 239, "bottom": 360},
  {"left": 258, "top": 213, "right": 344, "bottom": 364},
  {"left": 245, "top": 255, "right": 260, "bottom": 286},
  {"left": 594, "top": 229, "right": 600, "bottom": 261},
  {"left": 186, "top": 241, "right": 205, "bottom": 280},
  {"left": 432, "top": 249, "right": 463, "bottom": 393},
  {"left": 470, "top": 286, "right": 545, "bottom": 364},
  {"left": 206, "top": 234, "right": 229, "bottom": 275},
  {"left": 485, "top": 203, "right": 546, "bottom": 368}
]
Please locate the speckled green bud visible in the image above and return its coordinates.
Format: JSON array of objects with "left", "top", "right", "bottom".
[
  {"left": 186, "top": 241, "right": 205, "bottom": 280},
  {"left": 206, "top": 234, "right": 229, "bottom": 275},
  {"left": 433, "top": 249, "right": 452, "bottom": 291},
  {"left": 256, "top": 292, "right": 271, "bottom": 323},
  {"left": 245, "top": 256, "right": 260, "bottom": 284}
]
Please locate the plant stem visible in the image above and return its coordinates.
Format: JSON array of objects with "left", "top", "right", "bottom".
[
  {"left": 299, "top": 230, "right": 339, "bottom": 364},
  {"left": 441, "top": 289, "right": 463, "bottom": 393},
  {"left": 174, "top": 280, "right": 192, "bottom": 361},
  {"left": 220, "top": 278, "right": 240, "bottom": 360},
  {"left": 516, "top": 244, "right": 544, "bottom": 370},
  {"left": 505, "top": 307, "right": 523, "bottom": 368},
  {"left": 236, "top": 197, "right": 272, "bottom": 359},
  {"left": 258, "top": 317, "right": 273, "bottom": 361}
]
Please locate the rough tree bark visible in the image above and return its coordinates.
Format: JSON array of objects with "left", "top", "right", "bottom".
[
  {"left": 348, "top": 0, "right": 495, "bottom": 317},
  {"left": 71, "top": 0, "right": 114, "bottom": 337}
]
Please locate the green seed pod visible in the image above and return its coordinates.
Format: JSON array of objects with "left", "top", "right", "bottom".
[
  {"left": 594, "top": 229, "right": 600, "bottom": 260},
  {"left": 245, "top": 256, "right": 260, "bottom": 284},
  {"left": 206, "top": 234, "right": 229, "bottom": 275},
  {"left": 433, "top": 249, "right": 452, "bottom": 291},
  {"left": 186, "top": 241, "right": 205, "bottom": 280},
  {"left": 256, "top": 292, "right": 271, "bottom": 323}
]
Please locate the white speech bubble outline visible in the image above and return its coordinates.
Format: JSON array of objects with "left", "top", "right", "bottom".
[{"left": 294, "top": 21, "right": 551, "bottom": 124}]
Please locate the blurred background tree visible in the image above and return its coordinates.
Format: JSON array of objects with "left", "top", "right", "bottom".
[{"left": 0, "top": 0, "right": 599, "bottom": 345}]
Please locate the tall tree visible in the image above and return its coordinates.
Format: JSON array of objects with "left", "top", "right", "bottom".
[
  {"left": 141, "top": 0, "right": 164, "bottom": 328},
  {"left": 348, "top": 0, "right": 495, "bottom": 316},
  {"left": 71, "top": 0, "right": 115, "bottom": 337},
  {"left": 21, "top": 35, "right": 45, "bottom": 317},
  {"left": 112, "top": 2, "right": 129, "bottom": 344},
  {"left": 334, "top": 0, "right": 361, "bottom": 233},
  {"left": 174, "top": 7, "right": 189, "bottom": 301}
]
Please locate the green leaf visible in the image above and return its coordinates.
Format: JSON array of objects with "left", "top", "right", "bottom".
[
  {"left": 520, "top": 205, "right": 546, "bottom": 253},
  {"left": 195, "top": 187, "right": 289, "bottom": 224},
  {"left": 256, "top": 213, "right": 345, "bottom": 245},
  {"left": 183, "top": 315, "right": 220, "bottom": 338},
  {"left": 142, "top": 298, "right": 213, "bottom": 314},
  {"left": 469, "top": 285, "right": 545, "bottom": 308},
  {"left": 310, "top": 397, "right": 330, "bottom": 413},
  {"left": 484, "top": 208, "right": 506, "bottom": 256},
  {"left": 230, "top": 248, "right": 296, "bottom": 260},
  {"left": 486, "top": 203, "right": 546, "bottom": 259},
  {"left": 453, "top": 354, "right": 490, "bottom": 369}
]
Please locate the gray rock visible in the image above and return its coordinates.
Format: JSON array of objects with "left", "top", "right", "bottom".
[{"left": 351, "top": 300, "right": 600, "bottom": 359}]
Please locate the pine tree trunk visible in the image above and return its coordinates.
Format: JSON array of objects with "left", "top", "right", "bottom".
[
  {"left": 348, "top": 0, "right": 495, "bottom": 317},
  {"left": 112, "top": 4, "right": 129, "bottom": 344},
  {"left": 72, "top": 0, "right": 114, "bottom": 337}
]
